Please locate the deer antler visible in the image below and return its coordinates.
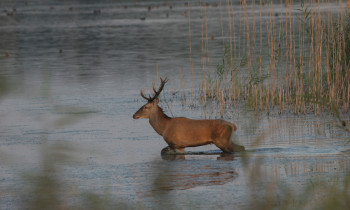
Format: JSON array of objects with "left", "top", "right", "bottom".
[
  {"left": 140, "top": 89, "right": 151, "bottom": 101},
  {"left": 140, "top": 77, "right": 168, "bottom": 102}
]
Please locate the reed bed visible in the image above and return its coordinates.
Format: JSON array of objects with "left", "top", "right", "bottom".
[{"left": 193, "top": 0, "right": 350, "bottom": 116}]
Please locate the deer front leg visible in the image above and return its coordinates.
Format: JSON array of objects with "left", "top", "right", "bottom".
[
  {"left": 161, "top": 145, "right": 185, "bottom": 155},
  {"left": 161, "top": 134, "right": 186, "bottom": 154}
]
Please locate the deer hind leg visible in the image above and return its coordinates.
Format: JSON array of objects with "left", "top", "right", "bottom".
[
  {"left": 214, "top": 140, "right": 234, "bottom": 153},
  {"left": 213, "top": 125, "right": 234, "bottom": 153},
  {"left": 225, "top": 123, "right": 245, "bottom": 152},
  {"left": 214, "top": 125, "right": 245, "bottom": 153}
]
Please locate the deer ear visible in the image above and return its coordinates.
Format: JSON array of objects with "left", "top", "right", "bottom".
[{"left": 153, "top": 98, "right": 159, "bottom": 104}]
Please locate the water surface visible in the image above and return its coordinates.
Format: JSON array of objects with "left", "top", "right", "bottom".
[{"left": 0, "top": 0, "right": 349, "bottom": 209}]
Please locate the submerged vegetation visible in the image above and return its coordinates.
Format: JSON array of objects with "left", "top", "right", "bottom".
[{"left": 198, "top": 0, "right": 350, "bottom": 116}]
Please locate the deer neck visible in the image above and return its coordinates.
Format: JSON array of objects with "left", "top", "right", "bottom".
[{"left": 149, "top": 106, "right": 170, "bottom": 136}]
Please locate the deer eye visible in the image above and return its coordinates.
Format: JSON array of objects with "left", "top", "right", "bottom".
[{"left": 144, "top": 106, "right": 150, "bottom": 109}]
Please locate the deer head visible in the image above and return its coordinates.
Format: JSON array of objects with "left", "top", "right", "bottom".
[{"left": 133, "top": 77, "right": 168, "bottom": 119}]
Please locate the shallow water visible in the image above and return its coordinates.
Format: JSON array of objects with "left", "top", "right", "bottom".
[{"left": 0, "top": 0, "right": 350, "bottom": 209}]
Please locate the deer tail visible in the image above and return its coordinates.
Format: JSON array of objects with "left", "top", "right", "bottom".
[{"left": 228, "top": 122, "right": 237, "bottom": 132}]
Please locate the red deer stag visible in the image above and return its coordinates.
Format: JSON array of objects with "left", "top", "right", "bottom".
[{"left": 133, "top": 78, "right": 245, "bottom": 154}]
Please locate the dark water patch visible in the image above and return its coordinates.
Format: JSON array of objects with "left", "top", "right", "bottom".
[{"left": 248, "top": 145, "right": 341, "bottom": 156}]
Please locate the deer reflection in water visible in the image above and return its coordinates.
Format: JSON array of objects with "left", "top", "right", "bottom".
[
  {"left": 160, "top": 151, "right": 235, "bottom": 161},
  {"left": 141, "top": 153, "right": 238, "bottom": 197}
]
